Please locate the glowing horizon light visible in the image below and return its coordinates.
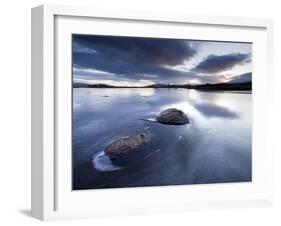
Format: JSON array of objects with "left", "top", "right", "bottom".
[{"left": 189, "top": 79, "right": 201, "bottom": 85}]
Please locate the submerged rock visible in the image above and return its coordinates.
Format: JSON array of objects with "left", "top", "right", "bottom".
[
  {"left": 104, "top": 133, "right": 151, "bottom": 159},
  {"left": 156, "top": 108, "right": 189, "bottom": 125}
]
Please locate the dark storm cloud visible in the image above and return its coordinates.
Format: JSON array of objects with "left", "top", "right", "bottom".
[
  {"left": 73, "top": 35, "right": 199, "bottom": 83},
  {"left": 193, "top": 53, "right": 250, "bottom": 73},
  {"left": 73, "top": 35, "right": 197, "bottom": 67},
  {"left": 73, "top": 51, "right": 197, "bottom": 82}
]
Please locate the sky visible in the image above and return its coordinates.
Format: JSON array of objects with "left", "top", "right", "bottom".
[{"left": 72, "top": 34, "right": 252, "bottom": 86}]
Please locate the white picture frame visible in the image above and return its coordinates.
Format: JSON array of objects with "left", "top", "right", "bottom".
[{"left": 31, "top": 4, "right": 274, "bottom": 221}]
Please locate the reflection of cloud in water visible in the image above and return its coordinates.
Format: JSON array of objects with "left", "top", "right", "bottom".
[
  {"left": 188, "top": 90, "right": 200, "bottom": 101},
  {"left": 83, "top": 88, "right": 156, "bottom": 98},
  {"left": 189, "top": 90, "right": 221, "bottom": 103},
  {"left": 139, "top": 89, "right": 155, "bottom": 97},
  {"left": 193, "top": 103, "right": 239, "bottom": 119}
]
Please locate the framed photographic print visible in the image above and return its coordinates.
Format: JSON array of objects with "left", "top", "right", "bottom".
[{"left": 31, "top": 4, "right": 274, "bottom": 221}]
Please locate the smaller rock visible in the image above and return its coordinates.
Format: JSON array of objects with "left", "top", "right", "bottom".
[
  {"left": 104, "top": 133, "right": 151, "bottom": 159},
  {"left": 156, "top": 108, "right": 189, "bottom": 125}
]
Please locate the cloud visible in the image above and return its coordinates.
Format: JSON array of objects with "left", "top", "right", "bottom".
[
  {"left": 73, "top": 66, "right": 127, "bottom": 82},
  {"left": 73, "top": 67, "right": 115, "bottom": 76},
  {"left": 228, "top": 72, "right": 252, "bottom": 84},
  {"left": 193, "top": 53, "right": 250, "bottom": 73},
  {"left": 73, "top": 41, "right": 99, "bottom": 54},
  {"left": 193, "top": 103, "right": 239, "bottom": 119},
  {"left": 73, "top": 35, "right": 197, "bottom": 67},
  {"left": 72, "top": 35, "right": 252, "bottom": 85},
  {"left": 73, "top": 50, "right": 197, "bottom": 83}
]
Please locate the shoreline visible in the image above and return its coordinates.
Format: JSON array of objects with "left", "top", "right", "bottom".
[
  {"left": 72, "top": 87, "right": 252, "bottom": 92},
  {"left": 73, "top": 81, "right": 252, "bottom": 91}
]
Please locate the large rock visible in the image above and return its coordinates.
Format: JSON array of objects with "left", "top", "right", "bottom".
[
  {"left": 104, "top": 133, "right": 151, "bottom": 159},
  {"left": 156, "top": 108, "right": 189, "bottom": 125}
]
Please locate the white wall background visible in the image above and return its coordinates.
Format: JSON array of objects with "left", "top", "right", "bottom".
[{"left": 0, "top": 0, "right": 280, "bottom": 225}]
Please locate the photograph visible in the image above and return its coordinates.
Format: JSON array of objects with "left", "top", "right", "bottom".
[{"left": 72, "top": 34, "right": 252, "bottom": 190}]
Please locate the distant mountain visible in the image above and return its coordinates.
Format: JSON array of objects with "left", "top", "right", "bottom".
[
  {"left": 88, "top": 83, "right": 115, "bottom": 88},
  {"left": 188, "top": 81, "right": 251, "bottom": 91},
  {"left": 228, "top": 72, "right": 252, "bottom": 84},
  {"left": 73, "top": 82, "right": 90, "bottom": 88},
  {"left": 73, "top": 83, "right": 115, "bottom": 88},
  {"left": 146, "top": 83, "right": 189, "bottom": 88}
]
